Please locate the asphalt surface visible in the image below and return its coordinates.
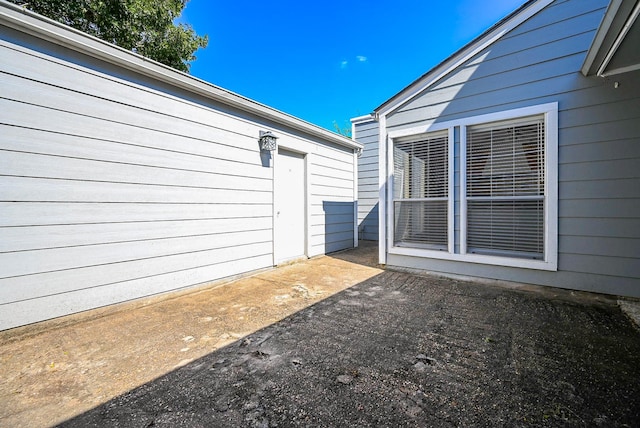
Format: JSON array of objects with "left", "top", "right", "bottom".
[
  {"left": 2, "top": 242, "right": 639, "bottom": 427},
  {"left": 60, "top": 251, "right": 640, "bottom": 427}
]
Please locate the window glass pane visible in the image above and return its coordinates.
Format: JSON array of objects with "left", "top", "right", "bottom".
[
  {"left": 395, "top": 200, "right": 448, "bottom": 250},
  {"left": 393, "top": 131, "right": 448, "bottom": 249},
  {"left": 466, "top": 114, "right": 545, "bottom": 259},
  {"left": 467, "top": 117, "right": 544, "bottom": 197},
  {"left": 467, "top": 199, "right": 544, "bottom": 259},
  {"left": 394, "top": 133, "right": 448, "bottom": 199}
]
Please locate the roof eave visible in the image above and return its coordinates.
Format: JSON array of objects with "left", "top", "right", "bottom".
[{"left": 582, "top": 0, "right": 640, "bottom": 77}]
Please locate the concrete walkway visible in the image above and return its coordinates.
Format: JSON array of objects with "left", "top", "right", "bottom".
[{"left": 1, "top": 242, "right": 640, "bottom": 427}]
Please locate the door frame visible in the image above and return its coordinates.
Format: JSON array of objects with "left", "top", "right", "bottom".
[{"left": 273, "top": 146, "right": 310, "bottom": 265}]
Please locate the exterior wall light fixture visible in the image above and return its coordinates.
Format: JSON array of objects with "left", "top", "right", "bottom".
[{"left": 259, "top": 131, "right": 278, "bottom": 152}]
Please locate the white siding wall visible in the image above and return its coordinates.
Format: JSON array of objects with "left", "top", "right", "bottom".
[
  {"left": 0, "top": 25, "right": 355, "bottom": 330},
  {"left": 294, "top": 140, "right": 356, "bottom": 257},
  {"left": 384, "top": 0, "right": 640, "bottom": 297},
  {"left": 353, "top": 118, "right": 379, "bottom": 241}
]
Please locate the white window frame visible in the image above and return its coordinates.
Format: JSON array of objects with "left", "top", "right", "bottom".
[
  {"left": 386, "top": 102, "right": 558, "bottom": 271},
  {"left": 388, "top": 124, "right": 455, "bottom": 256}
]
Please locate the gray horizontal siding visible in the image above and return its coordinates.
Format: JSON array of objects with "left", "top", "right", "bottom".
[
  {"left": 354, "top": 118, "right": 379, "bottom": 241},
  {"left": 0, "top": 24, "right": 356, "bottom": 329},
  {"left": 384, "top": 0, "right": 640, "bottom": 297},
  {"left": 387, "top": 253, "right": 639, "bottom": 297},
  {"left": 389, "top": 1, "right": 607, "bottom": 127}
]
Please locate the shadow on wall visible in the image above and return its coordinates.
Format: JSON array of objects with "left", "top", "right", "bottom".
[
  {"left": 260, "top": 150, "right": 272, "bottom": 168},
  {"left": 380, "top": 1, "right": 640, "bottom": 289},
  {"left": 322, "top": 201, "right": 356, "bottom": 254},
  {"left": 359, "top": 202, "right": 379, "bottom": 242}
]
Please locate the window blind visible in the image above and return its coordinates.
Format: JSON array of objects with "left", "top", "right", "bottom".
[
  {"left": 393, "top": 131, "right": 448, "bottom": 249},
  {"left": 394, "top": 200, "right": 448, "bottom": 247},
  {"left": 466, "top": 115, "right": 545, "bottom": 259}
]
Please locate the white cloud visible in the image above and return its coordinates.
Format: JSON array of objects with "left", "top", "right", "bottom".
[{"left": 340, "top": 56, "right": 367, "bottom": 70}]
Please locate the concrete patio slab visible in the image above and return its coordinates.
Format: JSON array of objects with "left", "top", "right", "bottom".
[{"left": 1, "top": 242, "right": 639, "bottom": 427}]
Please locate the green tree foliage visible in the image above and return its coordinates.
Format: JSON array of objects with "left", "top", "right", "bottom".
[
  {"left": 10, "top": 0, "right": 208, "bottom": 72},
  {"left": 332, "top": 120, "right": 352, "bottom": 138}
]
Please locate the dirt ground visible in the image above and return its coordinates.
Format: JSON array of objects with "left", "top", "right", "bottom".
[
  {"left": 0, "top": 243, "right": 382, "bottom": 427},
  {"left": 2, "top": 242, "right": 640, "bottom": 427}
]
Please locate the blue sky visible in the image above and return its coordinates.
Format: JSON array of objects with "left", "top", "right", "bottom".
[{"left": 180, "top": 0, "right": 526, "bottom": 132}]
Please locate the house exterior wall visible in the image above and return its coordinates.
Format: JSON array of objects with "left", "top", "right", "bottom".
[
  {"left": 0, "top": 23, "right": 356, "bottom": 330},
  {"left": 353, "top": 116, "right": 379, "bottom": 241},
  {"left": 381, "top": 0, "right": 640, "bottom": 297},
  {"left": 307, "top": 141, "right": 357, "bottom": 255}
]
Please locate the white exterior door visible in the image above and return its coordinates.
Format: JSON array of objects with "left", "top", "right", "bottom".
[{"left": 275, "top": 148, "right": 306, "bottom": 263}]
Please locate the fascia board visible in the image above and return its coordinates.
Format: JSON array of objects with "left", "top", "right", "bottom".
[
  {"left": 350, "top": 114, "right": 376, "bottom": 124},
  {"left": 582, "top": 0, "right": 624, "bottom": 76},
  {"left": 375, "top": 0, "right": 553, "bottom": 118},
  {"left": 0, "top": 0, "right": 361, "bottom": 151},
  {"left": 595, "top": 0, "right": 640, "bottom": 77},
  {"left": 581, "top": 0, "right": 622, "bottom": 76}
]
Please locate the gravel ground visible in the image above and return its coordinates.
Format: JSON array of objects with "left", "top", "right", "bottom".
[{"left": 58, "top": 262, "right": 640, "bottom": 427}]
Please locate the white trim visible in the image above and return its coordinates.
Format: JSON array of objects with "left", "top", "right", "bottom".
[
  {"left": 388, "top": 246, "right": 557, "bottom": 271},
  {"left": 460, "top": 125, "right": 468, "bottom": 255},
  {"left": 387, "top": 132, "right": 394, "bottom": 255},
  {"left": 389, "top": 121, "right": 456, "bottom": 254},
  {"left": 545, "top": 105, "right": 559, "bottom": 271},
  {"left": 386, "top": 122, "right": 395, "bottom": 264},
  {"left": 386, "top": 102, "right": 558, "bottom": 272},
  {"left": 601, "top": 63, "right": 640, "bottom": 76},
  {"left": 582, "top": 0, "right": 625, "bottom": 75},
  {"left": 305, "top": 152, "right": 312, "bottom": 259},
  {"left": 447, "top": 126, "right": 455, "bottom": 254},
  {"left": 388, "top": 120, "right": 456, "bottom": 140},
  {"left": 378, "top": 116, "right": 387, "bottom": 264},
  {"left": 386, "top": 103, "right": 558, "bottom": 138},
  {"left": 353, "top": 150, "right": 359, "bottom": 248},
  {"left": 273, "top": 147, "right": 281, "bottom": 264},
  {"left": 376, "top": 0, "right": 553, "bottom": 117},
  {"left": 0, "top": 0, "right": 361, "bottom": 151},
  {"left": 454, "top": 103, "right": 557, "bottom": 135},
  {"left": 271, "top": 149, "right": 277, "bottom": 266},
  {"left": 388, "top": 127, "right": 454, "bottom": 255},
  {"left": 596, "top": 0, "right": 640, "bottom": 77},
  {"left": 350, "top": 114, "right": 375, "bottom": 125},
  {"left": 582, "top": 0, "right": 640, "bottom": 77},
  {"left": 459, "top": 102, "right": 558, "bottom": 271}
]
